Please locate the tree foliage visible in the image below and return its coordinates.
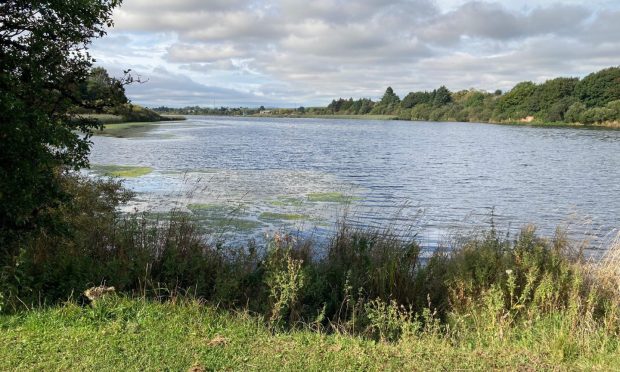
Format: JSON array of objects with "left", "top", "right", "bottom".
[
  {"left": 575, "top": 67, "right": 620, "bottom": 108},
  {"left": 371, "top": 87, "right": 401, "bottom": 114},
  {"left": 320, "top": 66, "right": 620, "bottom": 125},
  {"left": 0, "top": 0, "right": 123, "bottom": 251}
]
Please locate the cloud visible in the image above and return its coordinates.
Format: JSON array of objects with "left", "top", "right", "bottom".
[
  {"left": 166, "top": 43, "right": 247, "bottom": 62},
  {"left": 91, "top": 0, "right": 620, "bottom": 107},
  {"left": 419, "top": 2, "right": 591, "bottom": 45},
  {"left": 120, "top": 67, "right": 293, "bottom": 107}
]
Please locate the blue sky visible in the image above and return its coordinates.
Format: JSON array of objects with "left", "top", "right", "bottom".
[{"left": 90, "top": 0, "right": 620, "bottom": 108}]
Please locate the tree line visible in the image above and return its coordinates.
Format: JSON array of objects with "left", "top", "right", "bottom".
[
  {"left": 155, "top": 67, "right": 620, "bottom": 125},
  {"left": 318, "top": 66, "right": 620, "bottom": 125}
]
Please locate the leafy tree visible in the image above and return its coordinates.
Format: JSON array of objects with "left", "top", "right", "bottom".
[
  {"left": 494, "top": 81, "right": 537, "bottom": 119},
  {"left": 0, "top": 1, "right": 123, "bottom": 252},
  {"left": 432, "top": 86, "right": 452, "bottom": 106},
  {"left": 564, "top": 102, "right": 586, "bottom": 123},
  {"left": 607, "top": 100, "right": 620, "bottom": 121},
  {"left": 460, "top": 90, "right": 487, "bottom": 108},
  {"left": 531, "top": 77, "right": 578, "bottom": 116},
  {"left": 80, "top": 67, "right": 128, "bottom": 106},
  {"left": 575, "top": 67, "right": 620, "bottom": 107},
  {"left": 581, "top": 107, "right": 613, "bottom": 124},
  {"left": 401, "top": 91, "right": 432, "bottom": 109},
  {"left": 410, "top": 103, "right": 433, "bottom": 121},
  {"left": 371, "top": 87, "right": 401, "bottom": 114},
  {"left": 542, "top": 97, "right": 577, "bottom": 122},
  {"left": 358, "top": 98, "right": 374, "bottom": 114},
  {"left": 381, "top": 87, "right": 400, "bottom": 104}
]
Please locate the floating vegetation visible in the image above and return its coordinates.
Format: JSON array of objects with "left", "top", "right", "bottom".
[
  {"left": 92, "top": 165, "right": 153, "bottom": 178},
  {"left": 187, "top": 203, "right": 246, "bottom": 216},
  {"left": 258, "top": 212, "right": 307, "bottom": 221},
  {"left": 187, "top": 203, "right": 226, "bottom": 212},
  {"left": 269, "top": 196, "right": 305, "bottom": 207},
  {"left": 307, "top": 192, "right": 356, "bottom": 203},
  {"left": 206, "top": 217, "right": 264, "bottom": 231}
]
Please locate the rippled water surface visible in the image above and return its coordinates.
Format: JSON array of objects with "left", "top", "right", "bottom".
[{"left": 89, "top": 116, "right": 620, "bottom": 250}]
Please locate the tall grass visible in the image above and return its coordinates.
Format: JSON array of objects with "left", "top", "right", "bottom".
[{"left": 1, "top": 175, "right": 619, "bottom": 350}]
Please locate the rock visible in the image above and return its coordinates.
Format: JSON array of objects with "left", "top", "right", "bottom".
[{"left": 83, "top": 285, "right": 116, "bottom": 303}]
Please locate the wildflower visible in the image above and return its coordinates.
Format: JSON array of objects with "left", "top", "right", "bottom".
[{"left": 505, "top": 269, "right": 513, "bottom": 275}]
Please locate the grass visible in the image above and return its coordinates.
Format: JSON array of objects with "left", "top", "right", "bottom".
[
  {"left": 1, "top": 296, "right": 619, "bottom": 371},
  {"left": 91, "top": 164, "right": 153, "bottom": 178}
]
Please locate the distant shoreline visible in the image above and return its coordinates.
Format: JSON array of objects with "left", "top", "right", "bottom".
[{"left": 174, "top": 112, "right": 620, "bottom": 130}]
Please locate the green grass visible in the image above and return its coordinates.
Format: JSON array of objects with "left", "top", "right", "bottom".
[
  {"left": 307, "top": 192, "right": 356, "bottom": 203},
  {"left": 258, "top": 212, "right": 307, "bottom": 221},
  {"left": 91, "top": 165, "right": 153, "bottom": 178},
  {"left": 1, "top": 297, "right": 618, "bottom": 371}
]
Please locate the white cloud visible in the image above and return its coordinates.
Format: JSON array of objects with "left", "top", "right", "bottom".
[{"left": 91, "top": 0, "right": 620, "bottom": 107}]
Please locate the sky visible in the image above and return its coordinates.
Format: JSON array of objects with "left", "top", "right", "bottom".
[{"left": 90, "top": 0, "right": 620, "bottom": 108}]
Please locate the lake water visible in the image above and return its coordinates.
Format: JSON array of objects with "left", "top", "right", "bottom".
[{"left": 89, "top": 116, "right": 620, "bottom": 252}]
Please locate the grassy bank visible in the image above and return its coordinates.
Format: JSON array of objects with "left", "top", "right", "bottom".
[
  {"left": 3, "top": 295, "right": 620, "bottom": 371},
  {"left": 278, "top": 113, "right": 620, "bottom": 129},
  {"left": 83, "top": 104, "right": 186, "bottom": 137},
  {"left": 98, "top": 121, "right": 161, "bottom": 138},
  {"left": 85, "top": 106, "right": 185, "bottom": 124},
  {"left": 2, "top": 176, "right": 620, "bottom": 369}
]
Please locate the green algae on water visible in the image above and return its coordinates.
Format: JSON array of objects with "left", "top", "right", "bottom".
[
  {"left": 307, "top": 192, "right": 356, "bottom": 203},
  {"left": 92, "top": 165, "right": 153, "bottom": 178},
  {"left": 258, "top": 212, "right": 307, "bottom": 221},
  {"left": 269, "top": 196, "right": 305, "bottom": 207}
]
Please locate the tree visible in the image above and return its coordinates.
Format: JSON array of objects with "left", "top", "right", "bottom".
[
  {"left": 575, "top": 67, "right": 620, "bottom": 107},
  {"left": 564, "top": 102, "right": 586, "bottom": 123},
  {"left": 494, "top": 81, "right": 537, "bottom": 119},
  {"left": 401, "top": 91, "right": 432, "bottom": 109},
  {"left": 0, "top": 1, "right": 123, "bottom": 251},
  {"left": 80, "top": 67, "right": 128, "bottom": 105},
  {"left": 371, "top": 87, "right": 401, "bottom": 114},
  {"left": 382, "top": 87, "right": 400, "bottom": 103},
  {"left": 531, "top": 77, "right": 578, "bottom": 118},
  {"left": 432, "top": 86, "right": 452, "bottom": 106}
]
